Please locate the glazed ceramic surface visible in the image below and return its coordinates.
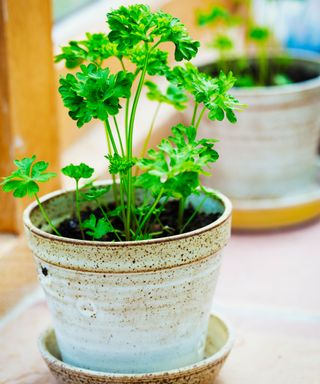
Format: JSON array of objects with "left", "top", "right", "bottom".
[
  {"left": 38, "top": 313, "right": 234, "bottom": 384},
  {"left": 197, "top": 56, "right": 320, "bottom": 200},
  {"left": 24, "top": 183, "right": 232, "bottom": 374}
]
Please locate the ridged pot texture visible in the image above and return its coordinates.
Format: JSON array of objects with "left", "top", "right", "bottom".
[
  {"left": 24, "top": 183, "right": 232, "bottom": 374},
  {"left": 197, "top": 56, "right": 320, "bottom": 199}
]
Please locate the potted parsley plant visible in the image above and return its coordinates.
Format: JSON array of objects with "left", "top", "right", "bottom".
[
  {"left": 196, "top": 3, "right": 320, "bottom": 229},
  {"left": 1, "top": 4, "right": 239, "bottom": 374}
]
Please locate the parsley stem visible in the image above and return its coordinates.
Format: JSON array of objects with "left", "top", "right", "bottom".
[
  {"left": 75, "top": 180, "right": 85, "bottom": 239},
  {"left": 127, "top": 44, "right": 150, "bottom": 239},
  {"left": 180, "top": 196, "right": 208, "bottom": 233},
  {"left": 135, "top": 102, "right": 162, "bottom": 177},
  {"left": 96, "top": 199, "right": 122, "bottom": 242},
  {"left": 35, "top": 194, "right": 61, "bottom": 237},
  {"left": 104, "top": 122, "right": 119, "bottom": 206},
  {"left": 177, "top": 198, "right": 185, "bottom": 231},
  {"left": 137, "top": 188, "right": 164, "bottom": 235},
  {"left": 113, "top": 116, "right": 125, "bottom": 156},
  {"left": 195, "top": 106, "right": 206, "bottom": 130},
  {"left": 104, "top": 120, "right": 118, "bottom": 154},
  {"left": 191, "top": 102, "right": 198, "bottom": 126}
]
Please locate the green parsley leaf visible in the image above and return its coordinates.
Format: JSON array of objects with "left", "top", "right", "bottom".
[
  {"left": 168, "top": 63, "right": 241, "bottom": 123},
  {"left": 145, "top": 81, "right": 188, "bottom": 110},
  {"left": 105, "top": 153, "right": 136, "bottom": 175},
  {"left": 55, "top": 33, "right": 118, "bottom": 68},
  {"left": 136, "top": 124, "right": 219, "bottom": 199},
  {"left": 82, "top": 214, "right": 113, "bottom": 240},
  {"left": 107, "top": 4, "right": 199, "bottom": 61},
  {"left": 58, "top": 64, "right": 134, "bottom": 127},
  {"left": 61, "top": 163, "right": 94, "bottom": 181},
  {"left": 1, "top": 156, "right": 56, "bottom": 198},
  {"left": 81, "top": 185, "right": 111, "bottom": 202}
]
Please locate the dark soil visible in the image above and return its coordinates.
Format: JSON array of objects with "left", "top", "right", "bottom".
[
  {"left": 57, "top": 200, "right": 222, "bottom": 242},
  {"left": 199, "top": 56, "right": 320, "bottom": 87}
]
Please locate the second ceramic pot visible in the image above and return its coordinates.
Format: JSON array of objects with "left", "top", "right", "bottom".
[
  {"left": 197, "top": 55, "right": 320, "bottom": 200},
  {"left": 24, "top": 182, "right": 232, "bottom": 374}
]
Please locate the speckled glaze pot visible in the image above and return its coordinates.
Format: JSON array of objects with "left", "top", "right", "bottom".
[
  {"left": 23, "top": 182, "right": 232, "bottom": 374},
  {"left": 197, "top": 55, "right": 320, "bottom": 199}
]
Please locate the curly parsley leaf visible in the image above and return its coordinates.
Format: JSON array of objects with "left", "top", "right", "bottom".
[
  {"left": 107, "top": 4, "right": 199, "bottom": 61},
  {"left": 168, "top": 63, "right": 241, "bottom": 123},
  {"left": 145, "top": 81, "right": 188, "bottom": 110},
  {"left": 59, "top": 64, "right": 134, "bottom": 127},
  {"left": 61, "top": 163, "right": 94, "bottom": 182},
  {"left": 197, "top": 6, "right": 230, "bottom": 26},
  {"left": 1, "top": 156, "right": 56, "bottom": 198},
  {"left": 81, "top": 184, "right": 111, "bottom": 202},
  {"left": 136, "top": 124, "right": 219, "bottom": 199},
  {"left": 106, "top": 153, "right": 136, "bottom": 175},
  {"left": 129, "top": 46, "right": 169, "bottom": 76},
  {"left": 82, "top": 214, "right": 113, "bottom": 240},
  {"left": 55, "top": 33, "right": 118, "bottom": 68}
]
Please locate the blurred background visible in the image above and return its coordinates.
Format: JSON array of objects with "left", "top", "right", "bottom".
[{"left": 0, "top": 1, "right": 319, "bottom": 383}]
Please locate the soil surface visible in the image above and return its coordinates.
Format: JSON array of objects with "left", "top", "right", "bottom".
[
  {"left": 200, "top": 56, "right": 320, "bottom": 87},
  {"left": 57, "top": 200, "right": 222, "bottom": 242}
]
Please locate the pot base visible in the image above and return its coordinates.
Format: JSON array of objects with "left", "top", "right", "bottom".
[
  {"left": 232, "top": 185, "right": 320, "bottom": 230},
  {"left": 38, "top": 313, "right": 234, "bottom": 384}
]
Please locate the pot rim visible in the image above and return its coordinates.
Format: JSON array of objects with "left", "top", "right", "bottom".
[
  {"left": 196, "top": 51, "right": 320, "bottom": 96},
  {"left": 23, "top": 180, "right": 232, "bottom": 247}
]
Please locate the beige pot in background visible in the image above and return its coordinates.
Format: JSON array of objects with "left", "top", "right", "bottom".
[
  {"left": 198, "top": 56, "right": 320, "bottom": 200},
  {"left": 24, "top": 183, "right": 232, "bottom": 374}
]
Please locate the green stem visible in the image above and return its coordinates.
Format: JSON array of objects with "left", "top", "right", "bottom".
[
  {"left": 141, "top": 102, "right": 161, "bottom": 158},
  {"left": 96, "top": 199, "right": 122, "bottom": 242},
  {"left": 104, "top": 122, "right": 119, "bottom": 206},
  {"left": 119, "top": 174, "right": 129, "bottom": 240},
  {"left": 177, "top": 198, "right": 185, "bottom": 231},
  {"left": 195, "top": 107, "right": 206, "bottom": 130},
  {"left": 35, "top": 194, "right": 61, "bottom": 236},
  {"left": 180, "top": 196, "right": 208, "bottom": 233},
  {"left": 75, "top": 180, "right": 84, "bottom": 239},
  {"left": 104, "top": 120, "right": 118, "bottom": 154},
  {"left": 126, "top": 45, "right": 150, "bottom": 240},
  {"left": 137, "top": 189, "right": 164, "bottom": 235},
  {"left": 119, "top": 56, "right": 130, "bottom": 144},
  {"left": 113, "top": 116, "right": 125, "bottom": 156},
  {"left": 191, "top": 102, "right": 199, "bottom": 126}
]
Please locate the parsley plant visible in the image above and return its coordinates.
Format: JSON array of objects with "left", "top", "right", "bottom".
[{"left": 2, "top": 4, "right": 242, "bottom": 241}]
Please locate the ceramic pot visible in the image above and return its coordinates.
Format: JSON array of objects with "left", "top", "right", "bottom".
[
  {"left": 24, "top": 182, "right": 232, "bottom": 374},
  {"left": 197, "top": 55, "right": 320, "bottom": 199}
]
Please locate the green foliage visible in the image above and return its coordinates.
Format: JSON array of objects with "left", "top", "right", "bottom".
[
  {"left": 61, "top": 163, "right": 94, "bottom": 181},
  {"left": 59, "top": 64, "right": 134, "bottom": 127},
  {"left": 129, "top": 46, "right": 170, "bottom": 76},
  {"left": 136, "top": 124, "right": 219, "bottom": 199},
  {"left": 55, "top": 33, "right": 118, "bottom": 68},
  {"left": 168, "top": 63, "right": 240, "bottom": 122},
  {"left": 249, "top": 26, "right": 270, "bottom": 43},
  {"left": 82, "top": 214, "right": 113, "bottom": 240},
  {"left": 107, "top": 4, "right": 200, "bottom": 61},
  {"left": 197, "top": 6, "right": 230, "bottom": 26},
  {"left": 106, "top": 154, "right": 136, "bottom": 175},
  {"left": 1, "top": 156, "right": 56, "bottom": 198},
  {"left": 145, "top": 81, "right": 188, "bottom": 110},
  {"left": 212, "top": 35, "right": 234, "bottom": 52},
  {"left": 81, "top": 185, "right": 111, "bottom": 202},
  {"left": 2, "top": 4, "right": 242, "bottom": 242}
]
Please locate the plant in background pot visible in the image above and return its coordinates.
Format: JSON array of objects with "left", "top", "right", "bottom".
[
  {"left": 1, "top": 4, "right": 240, "bottom": 376},
  {"left": 196, "top": 1, "right": 320, "bottom": 230}
]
